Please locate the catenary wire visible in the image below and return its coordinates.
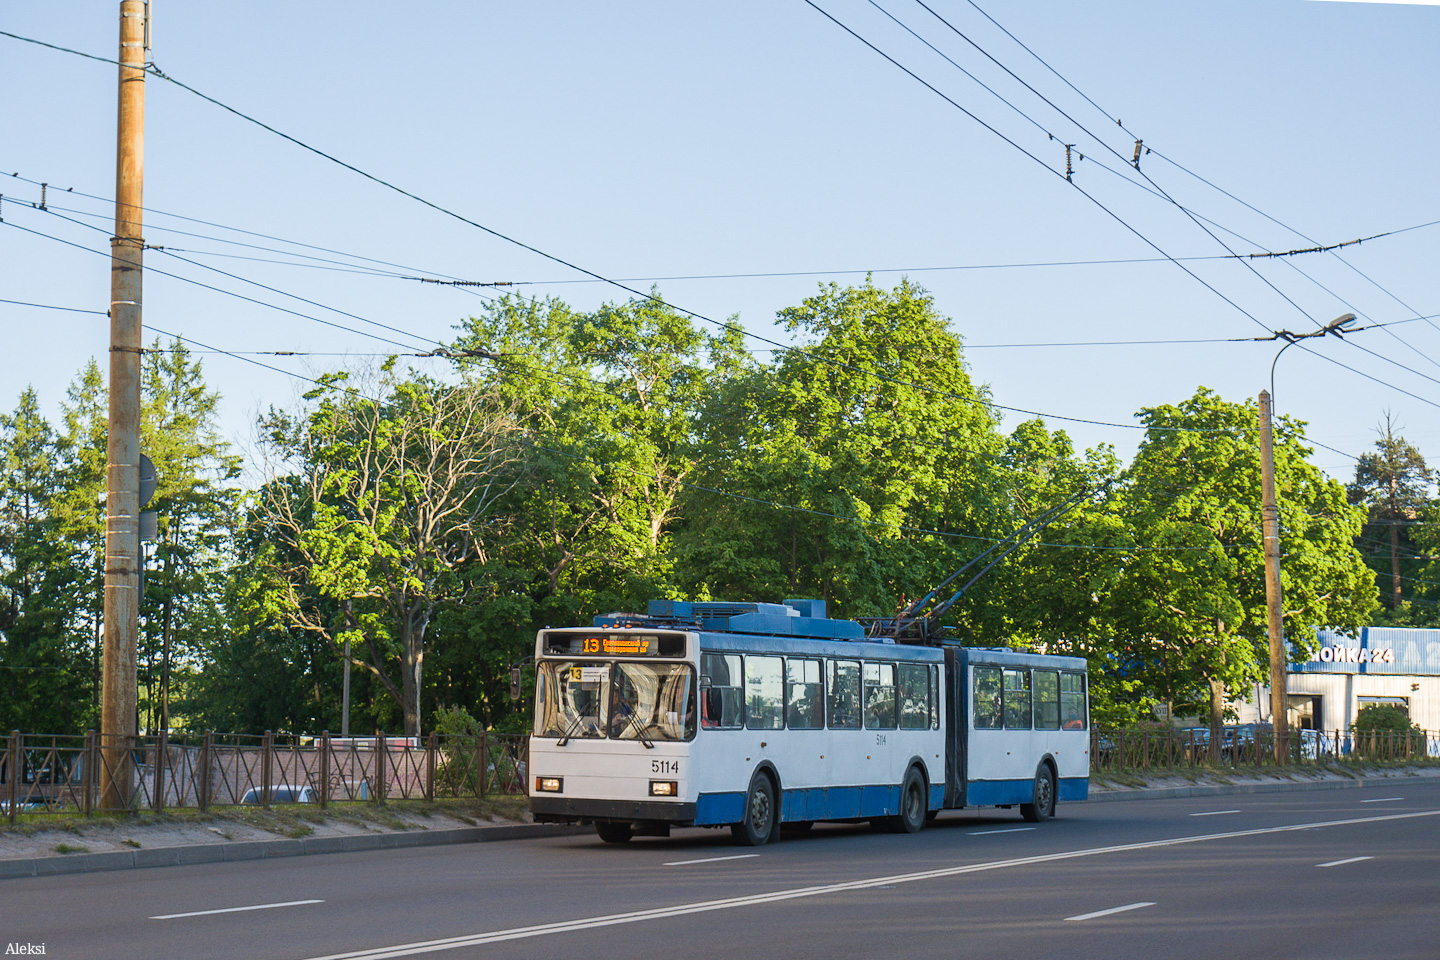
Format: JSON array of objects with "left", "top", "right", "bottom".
[
  {"left": 6, "top": 193, "right": 1258, "bottom": 438},
  {"left": 895, "top": 0, "right": 1323, "bottom": 330},
  {"left": 1, "top": 216, "right": 437, "bottom": 354},
  {"left": 912, "top": 4, "right": 1440, "bottom": 372},
  {"left": 0, "top": 30, "right": 1293, "bottom": 431}
]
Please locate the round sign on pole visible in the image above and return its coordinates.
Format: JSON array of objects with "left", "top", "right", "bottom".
[{"left": 139, "top": 452, "right": 157, "bottom": 508}]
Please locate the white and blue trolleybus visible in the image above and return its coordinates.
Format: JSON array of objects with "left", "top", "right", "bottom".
[{"left": 529, "top": 599, "right": 1088, "bottom": 844}]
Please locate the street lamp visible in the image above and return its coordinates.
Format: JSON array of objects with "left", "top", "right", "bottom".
[
  {"left": 1270, "top": 313, "right": 1357, "bottom": 402},
  {"left": 1259, "top": 313, "right": 1357, "bottom": 764}
]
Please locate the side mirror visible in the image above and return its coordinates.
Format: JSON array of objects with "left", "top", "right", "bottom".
[{"left": 509, "top": 666, "right": 523, "bottom": 701}]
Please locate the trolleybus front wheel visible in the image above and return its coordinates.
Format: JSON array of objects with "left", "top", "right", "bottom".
[
  {"left": 1020, "top": 763, "right": 1056, "bottom": 823},
  {"left": 595, "top": 820, "right": 634, "bottom": 844},
  {"left": 731, "top": 771, "right": 776, "bottom": 846}
]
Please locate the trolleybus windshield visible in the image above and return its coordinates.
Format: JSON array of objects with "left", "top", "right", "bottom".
[{"left": 536, "top": 660, "right": 696, "bottom": 743}]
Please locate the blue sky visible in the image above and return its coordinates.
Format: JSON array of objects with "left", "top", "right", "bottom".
[{"left": 3, "top": 0, "right": 1438, "bottom": 480}]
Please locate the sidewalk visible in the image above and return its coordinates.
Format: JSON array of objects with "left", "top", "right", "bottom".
[
  {"left": 1088, "top": 764, "right": 1440, "bottom": 803},
  {"left": 0, "top": 820, "right": 580, "bottom": 880}
]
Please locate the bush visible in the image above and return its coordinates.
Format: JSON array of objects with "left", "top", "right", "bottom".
[
  {"left": 433, "top": 705, "right": 484, "bottom": 796},
  {"left": 1352, "top": 704, "right": 1426, "bottom": 757},
  {"left": 433, "top": 704, "right": 484, "bottom": 738}
]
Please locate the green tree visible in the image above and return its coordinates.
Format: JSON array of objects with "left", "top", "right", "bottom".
[
  {"left": 988, "top": 420, "right": 1138, "bottom": 721},
  {"left": 675, "top": 279, "right": 1009, "bottom": 619},
  {"left": 1348, "top": 413, "right": 1431, "bottom": 615},
  {"left": 444, "top": 291, "right": 749, "bottom": 727},
  {"left": 136, "top": 339, "right": 242, "bottom": 732},
  {"left": 49, "top": 361, "right": 110, "bottom": 718},
  {"left": 1111, "top": 388, "right": 1376, "bottom": 737},
  {"left": 255, "top": 366, "right": 521, "bottom": 737},
  {"left": 0, "top": 388, "right": 91, "bottom": 732}
]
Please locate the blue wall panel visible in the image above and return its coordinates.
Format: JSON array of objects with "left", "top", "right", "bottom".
[
  {"left": 1058, "top": 777, "right": 1089, "bottom": 802},
  {"left": 695, "top": 791, "right": 745, "bottom": 826},
  {"left": 965, "top": 778, "right": 1031, "bottom": 807},
  {"left": 823, "top": 786, "right": 862, "bottom": 820}
]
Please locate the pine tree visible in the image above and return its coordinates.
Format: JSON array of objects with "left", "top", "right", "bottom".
[
  {"left": 1348, "top": 414, "right": 1430, "bottom": 613},
  {"left": 0, "top": 388, "right": 92, "bottom": 731}
]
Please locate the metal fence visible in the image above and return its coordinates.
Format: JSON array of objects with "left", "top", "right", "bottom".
[
  {"left": 2, "top": 730, "right": 528, "bottom": 822},
  {"left": 1090, "top": 725, "right": 1440, "bottom": 772}
]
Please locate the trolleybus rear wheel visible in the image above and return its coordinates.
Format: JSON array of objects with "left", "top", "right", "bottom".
[{"left": 892, "top": 767, "right": 927, "bottom": 834}]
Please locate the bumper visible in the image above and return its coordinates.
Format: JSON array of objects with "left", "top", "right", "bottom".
[{"left": 530, "top": 796, "right": 697, "bottom": 824}]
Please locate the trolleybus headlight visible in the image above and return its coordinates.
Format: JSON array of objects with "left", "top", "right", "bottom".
[
  {"left": 535, "top": 776, "right": 563, "bottom": 793},
  {"left": 649, "top": 780, "right": 678, "bottom": 797}
]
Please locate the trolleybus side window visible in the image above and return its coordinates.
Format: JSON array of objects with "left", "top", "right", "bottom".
[
  {"left": 1003, "top": 668, "right": 1032, "bottom": 730},
  {"left": 700, "top": 653, "right": 744, "bottom": 729},
  {"left": 898, "top": 662, "right": 930, "bottom": 730},
  {"left": 864, "top": 662, "right": 897, "bottom": 729},
  {"left": 930, "top": 664, "right": 941, "bottom": 729},
  {"left": 973, "top": 666, "right": 1002, "bottom": 729},
  {"left": 828, "top": 659, "right": 862, "bottom": 729},
  {"left": 745, "top": 655, "right": 785, "bottom": 730},
  {"left": 786, "top": 658, "right": 824, "bottom": 730},
  {"left": 1060, "top": 672, "right": 1087, "bottom": 730},
  {"left": 1034, "top": 670, "right": 1060, "bottom": 730}
]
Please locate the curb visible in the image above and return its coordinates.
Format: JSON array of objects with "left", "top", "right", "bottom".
[
  {"left": 1087, "top": 771, "right": 1440, "bottom": 803},
  {"left": 0, "top": 822, "right": 582, "bottom": 880}
]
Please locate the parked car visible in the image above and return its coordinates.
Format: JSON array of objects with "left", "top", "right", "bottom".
[
  {"left": 0, "top": 799, "right": 45, "bottom": 814},
  {"left": 239, "top": 784, "right": 317, "bottom": 805}
]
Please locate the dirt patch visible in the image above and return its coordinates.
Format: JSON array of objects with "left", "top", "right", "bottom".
[{"left": 0, "top": 797, "right": 529, "bottom": 861}]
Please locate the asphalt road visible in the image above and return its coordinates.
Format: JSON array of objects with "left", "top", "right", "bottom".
[{"left": 4, "top": 781, "right": 1438, "bottom": 960}]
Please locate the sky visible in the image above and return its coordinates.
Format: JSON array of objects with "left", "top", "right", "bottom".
[{"left": 3, "top": 0, "right": 1439, "bottom": 484}]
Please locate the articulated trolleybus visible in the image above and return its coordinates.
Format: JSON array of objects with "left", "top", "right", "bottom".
[{"left": 528, "top": 599, "right": 1089, "bottom": 844}]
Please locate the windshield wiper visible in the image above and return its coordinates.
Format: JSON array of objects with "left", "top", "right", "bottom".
[
  {"left": 556, "top": 713, "right": 589, "bottom": 747},
  {"left": 617, "top": 704, "right": 655, "bottom": 749}
]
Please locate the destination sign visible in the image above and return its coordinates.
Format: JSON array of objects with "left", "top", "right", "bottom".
[{"left": 543, "top": 631, "right": 686, "bottom": 658}]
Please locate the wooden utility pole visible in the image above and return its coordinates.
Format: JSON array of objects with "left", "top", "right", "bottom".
[
  {"left": 100, "top": 0, "right": 147, "bottom": 808},
  {"left": 1258, "top": 390, "right": 1289, "bottom": 764}
]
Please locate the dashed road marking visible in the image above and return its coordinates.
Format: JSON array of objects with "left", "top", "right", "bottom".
[
  {"left": 151, "top": 899, "right": 324, "bottom": 920},
  {"left": 1066, "top": 901, "right": 1156, "bottom": 922},
  {"left": 664, "top": 854, "right": 760, "bottom": 866}
]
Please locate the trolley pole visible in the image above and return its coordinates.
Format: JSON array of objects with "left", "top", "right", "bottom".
[
  {"left": 1258, "top": 390, "right": 1288, "bottom": 764},
  {"left": 100, "top": 0, "right": 147, "bottom": 809}
]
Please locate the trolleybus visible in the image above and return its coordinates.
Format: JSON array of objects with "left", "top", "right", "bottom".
[{"left": 528, "top": 599, "right": 1088, "bottom": 844}]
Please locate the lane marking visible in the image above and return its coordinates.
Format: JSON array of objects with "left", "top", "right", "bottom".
[
  {"left": 300, "top": 809, "right": 1440, "bottom": 960},
  {"left": 151, "top": 899, "right": 324, "bottom": 920},
  {"left": 1066, "top": 901, "right": 1156, "bottom": 922},
  {"left": 1360, "top": 797, "right": 1404, "bottom": 803},
  {"left": 1318, "top": 856, "right": 1374, "bottom": 868},
  {"left": 968, "top": 827, "right": 1037, "bottom": 836},
  {"left": 1188, "top": 810, "right": 1241, "bottom": 817},
  {"left": 663, "top": 854, "right": 760, "bottom": 867}
]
